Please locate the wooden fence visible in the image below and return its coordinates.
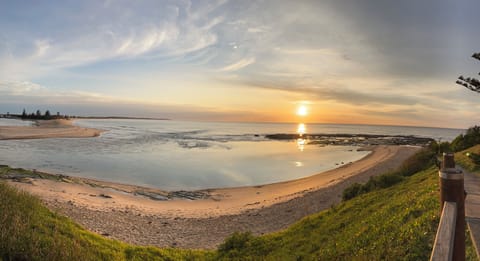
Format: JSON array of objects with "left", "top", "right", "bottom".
[{"left": 430, "top": 153, "right": 465, "bottom": 261}]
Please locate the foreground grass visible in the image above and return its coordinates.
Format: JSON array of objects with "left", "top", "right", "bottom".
[
  {"left": 217, "top": 166, "right": 441, "bottom": 260},
  {"left": 0, "top": 181, "right": 213, "bottom": 261}
]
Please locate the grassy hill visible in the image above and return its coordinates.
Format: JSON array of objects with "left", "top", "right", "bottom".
[
  {"left": 0, "top": 181, "right": 213, "bottom": 260},
  {"left": 217, "top": 166, "right": 440, "bottom": 260},
  {"left": 1, "top": 148, "right": 478, "bottom": 260}
]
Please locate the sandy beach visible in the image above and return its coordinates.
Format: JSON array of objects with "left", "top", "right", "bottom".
[
  {"left": 6, "top": 144, "right": 420, "bottom": 249},
  {"left": 0, "top": 119, "right": 103, "bottom": 140}
]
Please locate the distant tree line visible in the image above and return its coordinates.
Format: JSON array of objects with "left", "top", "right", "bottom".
[{"left": 20, "top": 109, "right": 70, "bottom": 120}]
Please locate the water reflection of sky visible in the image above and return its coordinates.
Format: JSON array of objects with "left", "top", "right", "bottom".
[
  {"left": 0, "top": 120, "right": 372, "bottom": 190},
  {"left": 0, "top": 118, "right": 32, "bottom": 126},
  {"left": 0, "top": 119, "right": 464, "bottom": 190}
]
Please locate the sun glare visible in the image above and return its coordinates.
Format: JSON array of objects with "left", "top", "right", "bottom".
[
  {"left": 297, "top": 123, "right": 306, "bottom": 135},
  {"left": 296, "top": 105, "right": 308, "bottom": 116}
]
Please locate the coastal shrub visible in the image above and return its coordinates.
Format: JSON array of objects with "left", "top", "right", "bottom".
[
  {"left": 397, "top": 146, "right": 436, "bottom": 177},
  {"left": 369, "top": 172, "right": 405, "bottom": 189},
  {"left": 434, "top": 141, "right": 453, "bottom": 155},
  {"left": 218, "top": 232, "right": 254, "bottom": 252},
  {"left": 217, "top": 232, "right": 258, "bottom": 259},
  {"left": 342, "top": 183, "right": 363, "bottom": 201},
  {"left": 433, "top": 141, "right": 453, "bottom": 154},
  {"left": 451, "top": 126, "right": 480, "bottom": 152},
  {"left": 342, "top": 146, "right": 436, "bottom": 201}
]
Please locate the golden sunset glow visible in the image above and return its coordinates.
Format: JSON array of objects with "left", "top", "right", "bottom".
[{"left": 296, "top": 105, "right": 308, "bottom": 116}]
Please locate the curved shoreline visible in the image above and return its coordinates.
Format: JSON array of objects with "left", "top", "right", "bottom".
[
  {"left": 6, "top": 145, "right": 421, "bottom": 249},
  {"left": 0, "top": 119, "right": 103, "bottom": 140}
]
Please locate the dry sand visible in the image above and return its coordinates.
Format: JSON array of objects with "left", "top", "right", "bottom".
[
  {"left": 7, "top": 145, "right": 421, "bottom": 249},
  {"left": 0, "top": 119, "right": 103, "bottom": 140}
]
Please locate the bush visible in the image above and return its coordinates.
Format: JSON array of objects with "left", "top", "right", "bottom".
[
  {"left": 451, "top": 126, "right": 480, "bottom": 152},
  {"left": 342, "top": 146, "right": 435, "bottom": 201},
  {"left": 372, "top": 172, "right": 405, "bottom": 188},
  {"left": 217, "top": 232, "right": 256, "bottom": 258},
  {"left": 342, "top": 183, "right": 363, "bottom": 201},
  {"left": 397, "top": 147, "right": 436, "bottom": 177}
]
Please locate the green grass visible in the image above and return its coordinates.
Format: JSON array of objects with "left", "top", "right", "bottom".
[
  {"left": 1, "top": 151, "right": 478, "bottom": 260},
  {"left": 342, "top": 147, "right": 436, "bottom": 201},
  {"left": 0, "top": 181, "right": 213, "bottom": 261},
  {"left": 456, "top": 144, "right": 480, "bottom": 173},
  {"left": 217, "top": 167, "right": 441, "bottom": 260}
]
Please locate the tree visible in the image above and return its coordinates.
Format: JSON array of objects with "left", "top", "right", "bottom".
[
  {"left": 450, "top": 125, "right": 480, "bottom": 152},
  {"left": 35, "top": 110, "right": 41, "bottom": 118},
  {"left": 456, "top": 52, "right": 480, "bottom": 92},
  {"left": 44, "top": 110, "right": 51, "bottom": 119},
  {"left": 22, "top": 109, "right": 27, "bottom": 118}
]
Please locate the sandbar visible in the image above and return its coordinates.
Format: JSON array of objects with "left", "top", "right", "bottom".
[{"left": 0, "top": 119, "right": 103, "bottom": 140}]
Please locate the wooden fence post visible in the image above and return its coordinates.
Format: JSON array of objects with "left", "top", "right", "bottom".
[{"left": 439, "top": 153, "right": 465, "bottom": 261}]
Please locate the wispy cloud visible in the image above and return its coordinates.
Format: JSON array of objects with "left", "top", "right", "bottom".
[
  {"left": 0, "top": 1, "right": 223, "bottom": 80},
  {"left": 0, "top": 81, "right": 45, "bottom": 95},
  {"left": 219, "top": 57, "right": 256, "bottom": 72},
  {"left": 247, "top": 26, "right": 270, "bottom": 33},
  {"left": 0, "top": 81, "right": 116, "bottom": 104}
]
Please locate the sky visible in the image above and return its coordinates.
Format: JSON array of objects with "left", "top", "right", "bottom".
[{"left": 1, "top": 0, "right": 480, "bottom": 128}]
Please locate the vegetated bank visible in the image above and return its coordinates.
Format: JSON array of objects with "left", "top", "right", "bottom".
[{"left": 0, "top": 179, "right": 213, "bottom": 261}]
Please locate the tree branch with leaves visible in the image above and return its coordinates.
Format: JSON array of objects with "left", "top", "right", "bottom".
[{"left": 456, "top": 52, "right": 480, "bottom": 92}]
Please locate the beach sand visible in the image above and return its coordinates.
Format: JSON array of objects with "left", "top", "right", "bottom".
[
  {"left": 7, "top": 145, "right": 420, "bottom": 249},
  {"left": 0, "top": 119, "right": 103, "bottom": 140}
]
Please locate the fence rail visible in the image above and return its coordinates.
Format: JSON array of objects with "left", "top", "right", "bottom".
[
  {"left": 430, "top": 153, "right": 465, "bottom": 261},
  {"left": 431, "top": 201, "right": 457, "bottom": 261}
]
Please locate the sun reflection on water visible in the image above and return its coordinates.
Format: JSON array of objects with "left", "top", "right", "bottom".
[
  {"left": 296, "top": 123, "right": 307, "bottom": 151},
  {"left": 297, "top": 123, "right": 306, "bottom": 136}
]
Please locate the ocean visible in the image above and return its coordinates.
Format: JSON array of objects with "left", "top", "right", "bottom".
[{"left": 0, "top": 119, "right": 464, "bottom": 190}]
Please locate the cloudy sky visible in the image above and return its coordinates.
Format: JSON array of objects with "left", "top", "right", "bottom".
[{"left": 1, "top": 0, "right": 479, "bottom": 128}]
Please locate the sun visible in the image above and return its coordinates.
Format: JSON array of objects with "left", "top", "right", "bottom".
[{"left": 296, "top": 105, "right": 308, "bottom": 116}]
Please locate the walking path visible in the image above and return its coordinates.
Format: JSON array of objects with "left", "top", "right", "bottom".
[{"left": 464, "top": 169, "right": 480, "bottom": 258}]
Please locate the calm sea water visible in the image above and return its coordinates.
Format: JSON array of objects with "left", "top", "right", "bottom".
[
  {"left": 0, "top": 119, "right": 464, "bottom": 190},
  {"left": 0, "top": 118, "right": 32, "bottom": 126}
]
